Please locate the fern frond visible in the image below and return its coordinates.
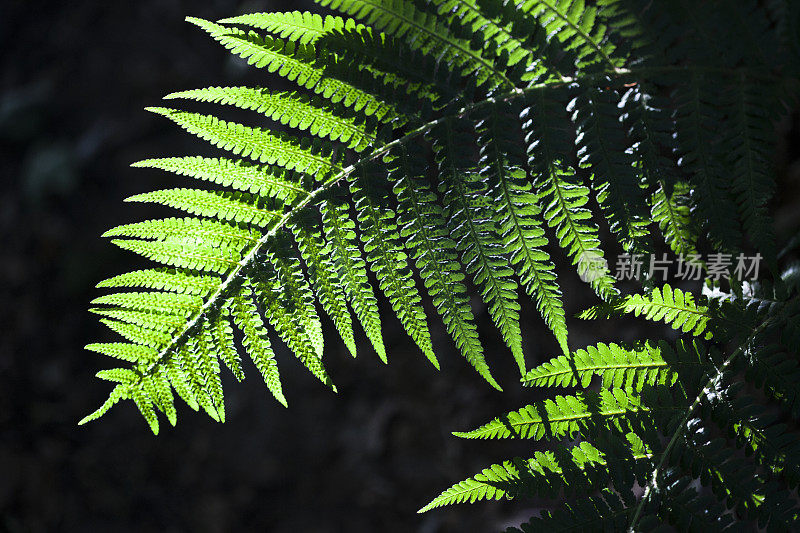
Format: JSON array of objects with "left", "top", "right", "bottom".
[
  {"left": 91, "top": 292, "right": 201, "bottom": 316},
  {"left": 195, "top": 329, "right": 225, "bottom": 421},
  {"left": 523, "top": 88, "right": 616, "bottom": 299},
  {"left": 109, "top": 238, "right": 241, "bottom": 274},
  {"left": 649, "top": 181, "right": 697, "bottom": 257},
  {"left": 100, "top": 319, "right": 171, "bottom": 349},
  {"left": 187, "top": 17, "right": 394, "bottom": 118},
  {"left": 429, "top": 0, "right": 533, "bottom": 70},
  {"left": 173, "top": 339, "right": 221, "bottom": 422},
  {"left": 85, "top": 342, "right": 158, "bottom": 364},
  {"left": 142, "top": 368, "right": 177, "bottom": 427},
  {"left": 79, "top": 384, "right": 130, "bottom": 426},
  {"left": 522, "top": 340, "right": 688, "bottom": 390},
  {"left": 210, "top": 305, "right": 245, "bottom": 382},
  {"left": 350, "top": 166, "right": 436, "bottom": 364},
  {"left": 571, "top": 85, "right": 650, "bottom": 252},
  {"left": 419, "top": 441, "right": 638, "bottom": 512},
  {"left": 165, "top": 87, "right": 377, "bottom": 152},
  {"left": 434, "top": 117, "right": 525, "bottom": 371},
  {"left": 453, "top": 388, "right": 656, "bottom": 441},
  {"left": 131, "top": 156, "right": 306, "bottom": 203},
  {"left": 96, "top": 268, "right": 220, "bottom": 296},
  {"left": 163, "top": 357, "right": 199, "bottom": 412},
  {"left": 86, "top": 11, "right": 800, "bottom": 528},
  {"left": 265, "top": 240, "right": 325, "bottom": 359},
  {"left": 515, "top": 0, "right": 624, "bottom": 71},
  {"left": 104, "top": 217, "right": 259, "bottom": 245},
  {"left": 89, "top": 307, "right": 185, "bottom": 333},
  {"left": 583, "top": 284, "right": 712, "bottom": 338},
  {"left": 291, "top": 218, "right": 357, "bottom": 357},
  {"left": 619, "top": 85, "right": 698, "bottom": 256},
  {"left": 319, "top": 0, "right": 517, "bottom": 89},
  {"left": 146, "top": 107, "right": 340, "bottom": 176},
  {"left": 220, "top": 11, "right": 353, "bottom": 45},
  {"left": 477, "top": 101, "right": 568, "bottom": 354},
  {"left": 321, "top": 200, "right": 386, "bottom": 360},
  {"left": 319, "top": 25, "right": 459, "bottom": 109},
  {"left": 125, "top": 188, "right": 281, "bottom": 228},
  {"left": 392, "top": 147, "right": 499, "bottom": 390},
  {"left": 249, "top": 264, "right": 332, "bottom": 389},
  {"left": 94, "top": 368, "right": 139, "bottom": 384}
]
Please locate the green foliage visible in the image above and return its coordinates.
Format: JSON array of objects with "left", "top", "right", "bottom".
[{"left": 84, "top": 0, "right": 800, "bottom": 529}]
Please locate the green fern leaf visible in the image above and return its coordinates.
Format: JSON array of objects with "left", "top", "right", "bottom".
[
  {"left": 523, "top": 341, "right": 677, "bottom": 390},
  {"left": 85, "top": 342, "right": 158, "bottom": 363},
  {"left": 477, "top": 102, "right": 568, "bottom": 355},
  {"left": 125, "top": 188, "right": 281, "bottom": 228},
  {"left": 166, "top": 87, "right": 377, "bottom": 152},
  {"left": 429, "top": 0, "right": 533, "bottom": 69},
  {"left": 142, "top": 370, "right": 177, "bottom": 426},
  {"left": 321, "top": 199, "right": 386, "bottom": 360},
  {"left": 96, "top": 268, "right": 220, "bottom": 296},
  {"left": 571, "top": 85, "right": 650, "bottom": 252},
  {"left": 392, "top": 148, "right": 500, "bottom": 390},
  {"left": 516, "top": 0, "right": 623, "bottom": 71},
  {"left": 523, "top": 88, "right": 616, "bottom": 299},
  {"left": 290, "top": 219, "right": 357, "bottom": 357},
  {"left": 100, "top": 319, "right": 171, "bottom": 349},
  {"left": 435, "top": 118, "right": 525, "bottom": 372},
  {"left": 198, "top": 329, "right": 225, "bottom": 421},
  {"left": 175, "top": 338, "right": 221, "bottom": 422},
  {"left": 109, "top": 238, "right": 241, "bottom": 275},
  {"left": 453, "top": 389, "right": 655, "bottom": 441},
  {"left": 94, "top": 368, "right": 139, "bottom": 384},
  {"left": 79, "top": 384, "right": 130, "bottom": 426},
  {"left": 249, "top": 268, "right": 332, "bottom": 389},
  {"left": 91, "top": 292, "right": 201, "bottom": 316},
  {"left": 419, "top": 442, "right": 620, "bottom": 512},
  {"left": 146, "top": 107, "right": 340, "bottom": 176},
  {"left": 131, "top": 156, "right": 306, "bottom": 203},
  {"left": 220, "top": 11, "right": 353, "bottom": 45},
  {"left": 131, "top": 388, "right": 160, "bottom": 435},
  {"left": 228, "top": 291, "right": 286, "bottom": 406},
  {"left": 89, "top": 307, "right": 184, "bottom": 333},
  {"left": 187, "top": 17, "right": 394, "bottom": 118},
  {"left": 319, "top": 0, "right": 516, "bottom": 89},
  {"left": 350, "top": 166, "right": 437, "bottom": 365},
  {"left": 161, "top": 357, "right": 198, "bottom": 413},
  {"left": 583, "top": 284, "right": 712, "bottom": 338},
  {"left": 104, "top": 217, "right": 259, "bottom": 245},
  {"left": 210, "top": 305, "right": 245, "bottom": 381}
]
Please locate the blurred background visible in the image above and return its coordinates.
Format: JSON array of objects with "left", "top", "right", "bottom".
[{"left": 2, "top": 1, "right": 799, "bottom": 532}]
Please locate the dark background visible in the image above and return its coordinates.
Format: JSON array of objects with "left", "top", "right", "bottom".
[{"left": 2, "top": 1, "right": 800, "bottom": 532}]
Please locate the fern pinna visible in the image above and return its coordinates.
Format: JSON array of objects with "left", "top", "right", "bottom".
[{"left": 84, "top": 0, "right": 800, "bottom": 529}]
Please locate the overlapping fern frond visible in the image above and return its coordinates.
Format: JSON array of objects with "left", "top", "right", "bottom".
[
  {"left": 85, "top": 0, "right": 799, "bottom": 528},
  {"left": 423, "top": 281, "right": 800, "bottom": 529}
]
